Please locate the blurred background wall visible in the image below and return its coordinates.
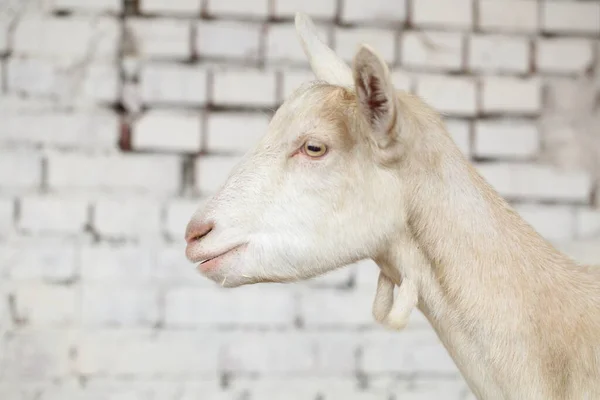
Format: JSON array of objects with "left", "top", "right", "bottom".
[{"left": 0, "top": 0, "right": 598, "bottom": 399}]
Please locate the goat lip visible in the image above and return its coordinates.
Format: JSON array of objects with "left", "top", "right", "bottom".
[{"left": 193, "top": 244, "right": 246, "bottom": 272}]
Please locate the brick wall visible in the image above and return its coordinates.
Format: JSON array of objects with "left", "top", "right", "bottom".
[{"left": 0, "top": 0, "right": 599, "bottom": 399}]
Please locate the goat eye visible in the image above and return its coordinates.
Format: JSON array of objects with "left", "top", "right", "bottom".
[{"left": 303, "top": 141, "right": 327, "bottom": 157}]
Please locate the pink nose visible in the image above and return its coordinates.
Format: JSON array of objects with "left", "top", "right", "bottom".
[{"left": 185, "top": 220, "right": 213, "bottom": 244}]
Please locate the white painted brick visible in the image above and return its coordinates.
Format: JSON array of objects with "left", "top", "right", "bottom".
[
  {"left": 401, "top": 31, "right": 463, "bottom": 71},
  {"left": 0, "top": 198, "right": 14, "bottom": 236},
  {"left": 77, "top": 331, "right": 220, "bottom": 377},
  {"left": 1, "top": 240, "right": 78, "bottom": 282},
  {"left": 476, "top": 163, "right": 593, "bottom": 203},
  {"left": 206, "top": 112, "right": 268, "bottom": 154},
  {"left": 335, "top": 28, "right": 396, "bottom": 64},
  {"left": 133, "top": 110, "right": 202, "bottom": 153},
  {"left": 303, "top": 265, "right": 354, "bottom": 288},
  {"left": 233, "top": 378, "right": 353, "bottom": 400},
  {"left": 0, "top": 18, "right": 9, "bottom": 55},
  {"left": 275, "top": 0, "right": 337, "bottom": 19},
  {"left": 481, "top": 76, "right": 541, "bottom": 115},
  {"left": 126, "top": 18, "right": 192, "bottom": 60},
  {"left": 576, "top": 208, "right": 600, "bottom": 239},
  {"left": 391, "top": 379, "right": 466, "bottom": 400},
  {"left": 390, "top": 69, "right": 412, "bottom": 92},
  {"left": 81, "top": 285, "right": 160, "bottom": 327},
  {"left": 6, "top": 58, "right": 62, "bottom": 97},
  {"left": 164, "top": 198, "right": 206, "bottom": 240},
  {"left": 0, "top": 110, "right": 119, "bottom": 150},
  {"left": 47, "top": 153, "right": 181, "bottom": 195},
  {"left": 212, "top": 69, "right": 277, "bottom": 107},
  {"left": 542, "top": 1, "right": 600, "bottom": 34},
  {"left": 13, "top": 16, "right": 119, "bottom": 61},
  {"left": 469, "top": 34, "right": 530, "bottom": 73},
  {"left": 361, "top": 330, "right": 460, "bottom": 374},
  {"left": 207, "top": 0, "right": 269, "bottom": 18},
  {"left": 474, "top": 119, "right": 540, "bottom": 159},
  {"left": 556, "top": 239, "right": 600, "bottom": 266},
  {"left": 221, "top": 332, "right": 315, "bottom": 374},
  {"left": 342, "top": 0, "right": 406, "bottom": 23},
  {"left": 140, "top": 63, "right": 207, "bottom": 106},
  {"left": 0, "top": 151, "right": 42, "bottom": 191},
  {"left": 197, "top": 21, "right": 262, "bottom": 61},
  {"left": 19, "top": 196, "right": 89, "bottom": 235},
  {"left": 80, "top": 244, "right": 154, "bottom": 282},
  {"left": 3, "top": 331, "right": 73, "bottom": 380},
  {"left": 48, "top": 0, "right": 123, "bottom": 13},
  {"left": 267, "top": 23, "right": 330, "bottom": 65},
  {"left": 352, "top": 258, "right": 380, "bottom": 289},
  {"left": 300, "top": 290, "right": 375, "bottom": 327},
  {"left": 13, "top": 283, "right": 77, "bottom": 326},
  {"left": 416, "top": 75, "right": 477, "bottom": 116},
  {"left": 537, "top": 38, "right": 594, "bottom": 74},
  {"left": 514, "top": 204, "right": 576, "bottom": 241},
  {"left": 194, "top": 155, "right": 243, "bottom": 195},
  {"left": 165, "top": 286, "right": 296, "bottom": 327},
  {"left": 140, "top": 0, "right": 201, "bottom": 15},
  {"left": 80, "top": 63, "right": 120, "bottom": 104},
  {"left": 281, "top": 69, "right": 316, "bottom": 100},
  {"left": 445, "top": 119, "right": 471, "bottom": 156},
  {"left": 544, "top": 78, "right": 597, "bottom": 113},
  {"left": 93, "top": 197, "right": 162, "bottom": 238},
  {"left": 478, "top": 0, "right": 538, "bottom": 33},
  {"left": 413, "top": 0, "right": 473, "bottom": 29},
  {"left": 154, "top": 243, "right": 212, "bottom": 284}
]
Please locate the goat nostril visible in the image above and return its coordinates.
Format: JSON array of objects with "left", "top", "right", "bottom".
[{"left": 185, "top": 221, "right": 213, "bottom": 244}]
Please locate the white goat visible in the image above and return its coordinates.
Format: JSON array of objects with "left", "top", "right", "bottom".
[{"left": 185, "top": 13, "right": 600, "bottom": 400}]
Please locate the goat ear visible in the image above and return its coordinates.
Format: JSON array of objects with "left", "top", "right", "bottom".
[
  {"left": 295, "top": 12, "right": 354, "bottom": 87},
  {"left": 353, "top": 45, "right": 397, "bottom": 146}
]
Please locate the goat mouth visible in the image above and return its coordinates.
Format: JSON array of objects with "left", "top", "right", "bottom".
[{"left": 195, "top": 244, "right": 246, "bottom": 272}]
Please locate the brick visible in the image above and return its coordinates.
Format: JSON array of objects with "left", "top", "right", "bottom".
[
  {"left": 474, "top": 119, "right": 540, "bottom": 159},
  {"left": 0, "top": 198, "right": 14, "bottom": 235},
  {"left": 0, "top": 18, "right": 8, "bottom": 55},
  {"left": 361, "top": 330, "right": 460, "bottom": 374},
  {"left": 335, "top": 27, "right": 396, "bottom": 64},
  {"left": 13, "top": 16, "right": 119, "bottom": 61},
  {"left": 576, "top": 208, "right": 600, "bottom": 239},
  {"left": 304, "top": 265, "right": 354, "bottom": 288},
  {"left": 221, "top": 332, "right": 315, "bottom": 374},
  {"left": 390, "top": 69, "right": 412, "bottom": 92},
  {"left": 300, "top": 290, "right": 375, "bottom": 327},
  {"left": 469, "top": 35, "right": 530, "bottom": 73},
  {"left": 197, "top": 20, "right": 262, "bottom": 61},
  {"left": 133, "top": 110, "right": 202, "bottom": 153},
  {"left": 544, "top": 79, "right": 598, "bottom": 113},
  {"left": 47, "top": 153, "right": 181, "bottom": 195},
  {"left": 2, "top": 331, "right": 74, "bottom": 380},
  {"left": 206, "top": 112, "right": 268, "bottom": 154},
  {"left": 140, "top": 63, "right": 208, "bottom": 106},
  {"left": 81, "top": 285, "right": 160, "bottom": 327},
  {"left": 212, "top": 69, "right": 277, "bottom": 107},
  {"left": 77, "top": 331, "right": 220, "bottom": 377},
  {"left": 542, "top": 1, "right": 600, "bottom": 34},
  {"left": 194, "top": 155, "right": 243, "bottom": 195},
  {"left": 19, "top": 196, "right": 89, "bottom": 235},
  {"left": 476, "top": 163, "right": 593, "bottom": 203},
  {"left": 352, "top": 258, "right": 380, "bottom": 289},
  {"left": 416, "top": 75, "right": 477, "bottom": 116},
  {"left": 556, "top": 239, "right": 600, "bottom": 266},
  {"left": 341, "top": 0, "right": 406, "bottom": 24},
  {"left": 478, "top": 0, "right": 538, "bottom": 33},
  {"left": 93, "top": 197, "right": 162, "bottom": 239},
  {"left": 391, "top": 378, "right": 466, "bottom": 399},
  {"left": 207, "top": 0, "right": 269, "bottom": 19},
  {"left": 12, "top": 283, "right": 77, "bottom": 326},
  {"left": 537, "top": 38, "right": 594, "bottom": 75},
  {"left": 233, "top": 378, "right": 349, "bottom": 400},
  {"left": 48, "top": 0, "right": 123, "bottom": 13},
  {"left": 165, "top": 286, "right": 296, "bottom": 327},
  {"left": 154, "top": 243, "right": 211, "bottom": 284},
  {"left": 80, "top": 244, "right": 155, "bottom": 282},
  {"left": 413, "top": 0, "right": 473, "bottom": 29},
  {"left": 0, "top": 110, "right": 119, "bottom": 150},
  {"left": 164, "top": 198, "right": 206, "bottom": 240},
  {"left": 445, "top": 119, "right": 471, "bottom": 156},
  {"left": 0, "top": 151, "right": 42, "bottom": 191},
  {"left": 1, "top": 241, "right": 78, "bottom": 282},
  {"left": 80, "top": 63, "right": 120, "bottom": 104},
  {"left": 401, "top": 31, "right": 464, "bottom": 71},
  {"left": 267, "top": 23, "right": 328, "bottom": 65},
  {"left": 481, "top": 76, "right": 541, "bottom": 115},
  {"left": 281, "top": 69, "right": 316, "bottom": 101},
  {"left": 140, "top": 0, "right": 201, "bottom": 15},
  {"left": 126, "top": 18, "right": 192, "bottom": 60},
  {"left": 514, "top": 204, "right": 576, "bottom": 241},
  {"left": 275, "top": 0, "right": 337, "bottom": 19}
]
